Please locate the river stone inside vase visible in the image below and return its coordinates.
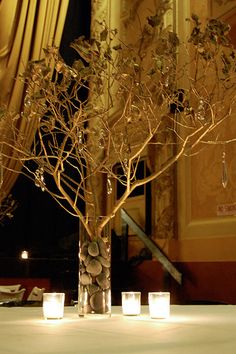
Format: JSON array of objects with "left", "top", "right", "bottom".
[{"left": 79, "top": 237, "right": 111, "bottom": 315}]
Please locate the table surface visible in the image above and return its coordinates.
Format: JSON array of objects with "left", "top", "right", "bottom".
[{"left": 0, "top": 305, "right": 236, "bottom": 354}]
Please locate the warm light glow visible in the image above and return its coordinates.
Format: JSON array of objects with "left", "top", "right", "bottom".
[
  {"left": 43, "top": 293, "right": 65, "bottom": 319},
  {"left": 148, "top": 292, "right": 170, "bottom": 319},
  {"left": 20, "top": 250, "right": 29, "bottom": 259},
  {"left": 122, "top": 292, "right": 141, "bottom": 316}
]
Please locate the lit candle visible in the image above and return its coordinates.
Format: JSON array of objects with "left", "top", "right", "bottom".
[
  {"left": 122, "top": 291, "right": 141, "bottom": 316},
  {"left": 148, "top": 292, "right": 170, "bottom": 319},
  {"left": 43, "top": 293, "right": 65, "bottom": 319},
  {"left": 21, "top": 250, "right": 29, "bottom": 259}
]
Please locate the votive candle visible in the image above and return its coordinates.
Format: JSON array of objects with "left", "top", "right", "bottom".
[
  {"left": 148, "top": 292, "right": 170, "bottom": 319},
  {"left": 122, "top": 291, "right": 141, "bottom": 316},
  {"left": 43, "top": 293, "right": 65, "bottom": 319}
]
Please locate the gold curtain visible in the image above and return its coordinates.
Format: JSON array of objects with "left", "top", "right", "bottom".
[{"left": 0, "top": 0, "right": 69, "bottom": 201}]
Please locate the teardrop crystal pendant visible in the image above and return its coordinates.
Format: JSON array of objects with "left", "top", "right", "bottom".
[
  {"left": 195, "top": 99, "right": 205, "bottom": 121},
  {"left": 35, "top": 167, "right": 46, "bottom": 191},
  {"left": 107, "top": 175, "right": 112, "bottom": 195},
  {"left": 221, "top": 152, "right": 228, "bottom": 188},
  {"left": 0, "top": 153, "right": 3, "bottom": 188}
]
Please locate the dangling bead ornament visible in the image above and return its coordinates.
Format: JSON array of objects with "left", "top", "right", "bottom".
[
  {"left": 123, "top": 158, "right": 129, "bottom": 176},
  {"left": 164, "top": 66, "right": 169, "bottom": 87},
  {"left": 0, "top": 153, "right": 3, "bottom": 188},
  {"left": 221, "top": 151, "right": 228, "bottom": 188},
  {"left": 98, "top": 129, "right": 105, "bottom": 149},
  {"left": 24, "top": 95, "right": 32, "bottom": 108},
  {"left": 195, "top": 99, "right": 205, "bottom": 121},
  {"left": 35, "top": 167, "right": 46, "bottom": 191},
  {"left": 107, "top": 174, "right": 112, "bottom": 195},
  {"left": 78, "top": 131, "right": 83, "bottom": 152}
]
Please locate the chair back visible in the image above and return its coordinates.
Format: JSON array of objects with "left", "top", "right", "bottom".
[
  {"left": 0, "top": 288, "right": 26, "bottom": 302},
  {"left": 27, "top": 286, "right": 45, "bottom": 301}
]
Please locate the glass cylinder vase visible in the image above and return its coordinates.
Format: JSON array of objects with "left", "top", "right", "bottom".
[{"left": 78, "top": 218, "right": 111, "bottom": 317}]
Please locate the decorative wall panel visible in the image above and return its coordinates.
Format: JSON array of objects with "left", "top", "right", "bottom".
[{"left": 177, "top": 0, "right": 236, "bottom": 244}]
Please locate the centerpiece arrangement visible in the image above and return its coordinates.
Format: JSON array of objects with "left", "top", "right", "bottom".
[{"left": 0, "top": 0, "right": 236, "bottom": 316}]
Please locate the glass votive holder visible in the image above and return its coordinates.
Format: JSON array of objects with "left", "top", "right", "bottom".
[
  {"left": 43, "top": 293, "right": 65, "bottom": 319},
  {"left": 121, "top": 291, "right": 141, "bottom": 316},
  {"left": 148, "top": 292, "right": 170, "bottom": 319}
]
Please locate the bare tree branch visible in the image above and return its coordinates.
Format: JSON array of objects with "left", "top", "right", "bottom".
[{"left": 0, "top": 6, "right": 236, "bottom": 238}]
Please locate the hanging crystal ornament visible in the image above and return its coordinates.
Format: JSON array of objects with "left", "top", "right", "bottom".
[
  {"left": 0, "top": 153, "right": 3, "bottom": 188},
  {"left": 131, "top": 104, "right": 141, "bottom": 121},
  {"left": 164, "top": 66, "right": 169, "bottom": 87},
  {"left": 69, "top": 67, "right": 77, "bottom": 78},
  {"left": 195, "top": 99, "right": 205, "bottom": 121},
  {"left": 165, "top": 76, "right": 169, "bottom": 88},
  {"left": 35, "top": 167, "right": 46, "bottom": 191},
  {"left": 161, "top": 65, "right": 170, "bottom": 88},
  {"left": 98, "top": 129, "right": 105, "bottom": 149},
  {"left": 123, "top": 158, "right": 129, "bottom": 176},
  {"left": 122, "top": 129, "right": 130, "bottom": 176},
  {"left": 221, "top": 151, "right": 228, "bottom": 188},
  {"left": 24, "top": 95, "right": 32, "bottom": 108},
  {"left": 78, "top": 131, "right": 83, "bottom": 152},
  {"left": 107, "top": 174, "right": 112, "bottom": 195},
  {"left": 78, "top": 131, "right": 83, "bottom": 144}
]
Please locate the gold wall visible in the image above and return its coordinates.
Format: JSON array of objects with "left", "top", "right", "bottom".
[
  {"left": 175, "top": 0, "right": 236, "bottom": 262},
  {"left": 91, "top": 0, "right": 236, "bottom": 263}
]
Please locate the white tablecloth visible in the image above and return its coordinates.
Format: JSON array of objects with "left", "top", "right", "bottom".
[{"left": 0, "top": 305, "right": 236, "bottom": 354}]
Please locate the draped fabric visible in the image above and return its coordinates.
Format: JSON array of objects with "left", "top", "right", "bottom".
[{"left": 0, "top": 0, "right": 69, "bottom": 201}]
